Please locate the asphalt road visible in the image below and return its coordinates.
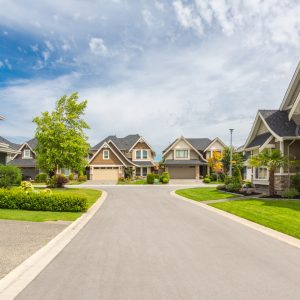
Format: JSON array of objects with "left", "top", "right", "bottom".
[{"left": 17, "top": 186, "right": 300, "bottom": 300}]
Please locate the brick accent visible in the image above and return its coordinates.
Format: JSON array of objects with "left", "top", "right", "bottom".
[{"left": 274, "top": 174, "right": 289, "bottom": 192}]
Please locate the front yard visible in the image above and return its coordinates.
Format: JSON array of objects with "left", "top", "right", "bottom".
[
  {"left": 210, "top": 199, "right": 300, "bottom": 239},
  {"left": 0, "top": 188, "right": 101, "bottom": 222},
  {"left": 176, "top": 187, "right": 238, "bottom": 201}
]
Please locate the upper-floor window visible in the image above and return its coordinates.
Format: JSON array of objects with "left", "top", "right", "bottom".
[
  {"left": 175, "top": 149, "right": 188, "bottom": 158},
  {"left": 103, "top": 150, "right": 109, "bottom": 160},
  {"left": 23, "top": 149, "right": 31, "bottom": 159},
  {"left": 136, "top": 150, "right": 148, "bottom": 160}
]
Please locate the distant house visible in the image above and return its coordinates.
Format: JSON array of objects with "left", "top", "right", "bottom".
[
  {"left": 88, "top": 134, "right": 155, "bottom": 181},
  {"left": 240, "top": 62, "right": 300, "bottom": 192},
  {"left": 162, "top": 136, "right": 226, "bottom": 179}
]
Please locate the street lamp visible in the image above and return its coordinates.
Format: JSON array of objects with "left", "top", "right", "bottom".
[{"left": 229, "top": 129, "right": 234, "bottom": 177}]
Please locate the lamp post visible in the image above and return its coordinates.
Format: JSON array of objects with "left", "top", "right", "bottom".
[{"left": 229, "top": 129, "right": 234, "bottom": 177}]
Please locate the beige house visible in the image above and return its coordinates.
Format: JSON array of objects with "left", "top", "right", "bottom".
[
  {"left": 88, "top": 134, "right": 155, "bottom": 181},
  {"left": 240, "top": 62, "right": 300, "bottom": 192},
  {"left": 162, "top": 136, "right": 226, "bottom": 179}
]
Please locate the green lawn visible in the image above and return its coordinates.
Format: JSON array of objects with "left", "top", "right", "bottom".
[
  {"left": 118, "top": 179, "right": 147, "bottom": 185},
  {"left": 0, "top": 188, "right": 101, "bottom": 222},
  {"left": 210, "top": 199, "right": 300, "bottom": 239},
  {"left": 176, "top": 187, "right": 237, "bottom": 201}
]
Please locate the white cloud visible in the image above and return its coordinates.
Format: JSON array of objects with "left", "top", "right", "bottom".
[
  {"left": 142, "top": 9, "right": 153, "bottom": 26},
  {"left": 31, "top": 44, "right": 39, "bottom": 52},
  {"left": 0, "top": 61, "right": 3, "bottom": 68},
  {"left": 89, "top": 37, "right": 108, "bottom": 56}
]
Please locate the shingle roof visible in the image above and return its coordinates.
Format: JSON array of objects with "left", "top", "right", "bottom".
[
  {"left": 259, "top": 110, "right": 298, "bottom": 137},
  {"left": 133, "top": 160, "right": 155, "bottom": 167},
  {"left": 91, "top": 134, "right": 141, "bottom": 151},
  {"left": 26, "top": 138, "right": 37, "bottom": 150},
  {"left": 0, "top": 136, "right": 20, "bottom": 150},
  {"left": 163, "top": 159, "right": 207, "bottom": 166},
  {"left": 247, "top": 132, "right": 271, "bottom": 148},
  {"left": 186, "top": 138, "right": 212, "bottom": 151},
  {"left": 8, "top": 158, "right": 37, "bottom": 167}
]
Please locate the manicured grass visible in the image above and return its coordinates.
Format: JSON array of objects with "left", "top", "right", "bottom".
[
  {"left": 176, "top": 187, "right": 237, "bottom": 201},
  {"left": 0, "top": 188, "right": 101, "bottom": 222},
  {"left": 210, "top": 199, "right": 300, "bottom": 239},
  {"left": 118, "top": 180, "right": 147, "bottom": 185}
]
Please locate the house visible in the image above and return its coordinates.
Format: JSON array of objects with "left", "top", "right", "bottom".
[
  {"left": 9, "top": 138, "right": 39, "bottom": 179},
  {"left": 162, "top": 136, "right": 226, "bottom": 179},
  {"left": 240, "top": 62, "right": 300, "bottom": 192},
  {"left": 0, "top": 115, "right": 20, "bottom": 164},
  {"left": 88, "top": 134, "right": 155, "bottom": 181}
]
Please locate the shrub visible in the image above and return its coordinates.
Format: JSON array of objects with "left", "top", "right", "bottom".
[
  {"left": 0, "top": 189, "right": 87, "bottom": 212},
  {"left": 48, "top": 174, "right": 69, "bottom": 188},
  {"left": 282, "top": 188, "right": 299, "bottom": 199},
  {"left": 118, "top": 177, "right": 125, "bottom": 182},
  {"left": 0, "top": 165, "right": 22, "bottom": 188},
  {"left": 203, "top": 177, "right": 211, "bottom": 183},
  {"left": 216, "top": 184, "right": 226, "bottom": 190},
  {"left": 147, "top": 173, "right": 155, "bottom": 184},
  {"left": 153, "top": 174, "right": 160, "bottom": 180},
  {"left": 291, "top": 173, "right": 300, "bottom": 192},
  {"left": 226, "top": 182, "right": 241, "bottom": 192},
  {"left": 233, "top": 167, "right": 243, "bottom": 185},
  {"left": 34, "top": 173, "right": 48, "bottom": 183},
  {"left": 242, "top": 180, "right": 254, "bottom": 188},
  {"left": 69, "top": 173, "right": 74, "bottom": 181},
  {"left": 218, "top": 173, "right": 225, "bottom": 182},
  {"left": 160, "top": 172, "right": 170, "bottom": 184},
  {"left": 19, "top": 181, "right": 34, "bottom": 193},
  {"left": 78, "top": 175, "right": 87, "bottom": 182},
  {"left": 224, "top": 176, "right": 233, "bottom": 185},
  {"left": 210, "top": 173, "right": 218, "bottom": 181}
]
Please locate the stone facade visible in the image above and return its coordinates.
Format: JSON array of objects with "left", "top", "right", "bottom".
[{"left": 274, "top": 174, "right": 290, "bottom": 193}]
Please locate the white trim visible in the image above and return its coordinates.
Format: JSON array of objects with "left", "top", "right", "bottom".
[
  {"left": 258, "top": 135, "right": 275, "bottom": 152},
  {"left": 128, "top": 137, "right": 155, "bottom": 154},
  {"left": 22, "top": 149, "right": 31, "bottom": 159},
  {"left": 103, "top": 149, "right": 109, "bottom": 160},
  {"left": 175, "top": 149, "right": 189, "bottom": 159},
  {"left": 203, "top": 137, "right": 226, "bottom": 152},
  {"left": 13, "top": 142, "right": 36, "bottom": 160},
  {"left": 288, "top": 92, "right": 300, "bottom": 120}
]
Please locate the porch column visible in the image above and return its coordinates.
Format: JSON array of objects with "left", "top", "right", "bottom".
[
  {"left": 280, "top": 141, "right": 284, "bottom": 174},
  {"left": 195, "top": 166, "right": 200, "bottom": 180},
  {"left": 90, "top": 166, "right": 94, "bottom": 180}
]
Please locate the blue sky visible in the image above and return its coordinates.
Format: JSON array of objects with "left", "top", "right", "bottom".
[{"left": 1, "top": 0, "right": 300, "bottom": 158}]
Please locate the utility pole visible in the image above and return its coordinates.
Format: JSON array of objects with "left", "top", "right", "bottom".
[{"left": 229, "top": 129, "right": 234, "bottom": 177}]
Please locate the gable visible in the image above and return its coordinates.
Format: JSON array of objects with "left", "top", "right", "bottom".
[
  {"left": 14, "top": 144, "right": 35, "bottom": 160},
  {"left": 205, "top": 140, "right": 225, "bottom": 152},
  {"left": 173, "top": 139, "right": 193, "bottom": 150},
  {"left": 132, "top": 142, "right": 151, "bottom": 150},
  {"left": 256, "top": 120, "right": 268, "bottom": 135},
  {"left": 90, "top": 147, "right": 124, "bottom": 165}
]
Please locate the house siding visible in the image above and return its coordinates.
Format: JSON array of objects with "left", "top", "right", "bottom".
[{"left": 90, "top": 148, "right": 123, "bottom": 165}]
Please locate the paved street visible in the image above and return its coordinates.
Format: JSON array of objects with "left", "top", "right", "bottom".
[{"left": 17, "top": 186, "right": 300, "bottom": 300}]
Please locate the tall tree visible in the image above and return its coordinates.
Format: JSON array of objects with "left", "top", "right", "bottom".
[
  {"left": 249, "top": 149, "right": 288, "bottom": 196},
  {"left": 221, "top": 147, "right": 244, "bottom": 174},
  {"left": 33, "top": 92, "right": 90, "bottom": 175}
]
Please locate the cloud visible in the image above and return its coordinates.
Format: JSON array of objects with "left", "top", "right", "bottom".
[
  {"left": 142, "top": 9, "right": 153, "bottom": 26},
  {"left": 89, "top": 37, "right": 108, "bottom": 56}
]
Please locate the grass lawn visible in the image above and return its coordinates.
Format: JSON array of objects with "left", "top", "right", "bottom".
[
  {"left": 118, "top": 179, "right": 147, "bottom": 185},
  {"left": 210, "top": 199, "right": 300, "bottom": 239},
  {"left": 0, "top": 188, "right": 101, "bottom": 222},
  {"left": 176, "top": 187, "right": 237, "bottom": 201}
]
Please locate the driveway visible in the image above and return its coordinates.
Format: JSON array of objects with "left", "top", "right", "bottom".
[{"left": 17, "top": 186, "right": 300, "bottom": 300}]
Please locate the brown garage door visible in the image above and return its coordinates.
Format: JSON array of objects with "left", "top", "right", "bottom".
[
  {"left": 93, "top": 167, "right": 119, "bottom": 180},
  {"left": 168, "top": 166, "right": 195, "bottom": 179}
]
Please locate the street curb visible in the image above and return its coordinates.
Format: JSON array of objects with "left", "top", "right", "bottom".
[
  {"left": 0, "top": 191, "right": 107, "bottom": 300},
  {"left": 171, "top": 191, "right": 300, "bottom": 250}
]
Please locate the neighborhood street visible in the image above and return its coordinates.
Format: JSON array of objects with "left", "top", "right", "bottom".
[{"left": 17, "top": 186, "right": 300, "bottom": 300}]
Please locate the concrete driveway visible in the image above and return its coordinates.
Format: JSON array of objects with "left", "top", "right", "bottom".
[{"left": 17, "top": 186, "right": 300, "bottom": 300}]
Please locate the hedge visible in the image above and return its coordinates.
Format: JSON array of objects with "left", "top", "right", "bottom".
[
  {"left": 0, "top": 165, "right": 22, "bottom": 188},
  {"left": 0, "top": 189, "right": 87, "bottom": 212}
]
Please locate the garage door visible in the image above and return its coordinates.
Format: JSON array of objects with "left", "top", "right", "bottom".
[
  {"left": 168, "top": 166, "right": 195, "bottom": 179},
  {"left": 93, "top": 167, "right": 119, "bottom": 180}
]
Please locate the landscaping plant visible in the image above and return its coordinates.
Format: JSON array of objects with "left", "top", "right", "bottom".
[
  {"left": 291, "top": 172, "right": 300, "bottom": 192},
  {"left": 160, "top": 172, "right": 170, "bottom": 184},
  {"left": 282, "top": 188, "right": 299, "bottom": 199},
  {"left": 147, "top": 173, "right": 155, "bottom": 184},
  {"left": 34, "top": 173, "right": 48, "bottom": 183},
  {"left": 48, "top": 174, "right": 69, "bottom": 188},
  {"left": 0, "top": 165, "right": 22, "bottom": 188}
]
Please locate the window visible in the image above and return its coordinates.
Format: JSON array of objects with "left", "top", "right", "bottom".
[
  {"left": 103, "top": 150, "right": 109, "bottom": 160},
  {"left": 142, "top": 150, "right": 148, "bottom": 159},
  {"left": 176, "top": 150, "right": 188, "bottom": 158},
  {"left": 136, "top": 150, "right": 141, "bottom": 160},
  {"left": 23, "top": 149, "right": 31, "bottom": 159},
  {"left": 136, "top": 167, "right": 147, "bottom": 177},
  {"left": 255, "top": 167, "right": 268, "bottom": 180}
]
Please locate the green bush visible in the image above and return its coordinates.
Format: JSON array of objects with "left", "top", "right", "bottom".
[
  {"left": 48, "top": 174, "right": 69, "bottom": 188},
  {"left": 224, "top": 176, "right": 233, "bottom": 185},
  {"left": 20, "top": 181, "right": 34, "bottom": 192},
  {"left": 35, "top": 173, "right": 48, "bottom": 183},
  {"left": 233, "top": 167, "right": 243, "bottom": 185},
  {"left": 69, "top": 173, "right": 74, "bottom": 181},
  {"left": 203, "top": 177, "right": 211, "bottom": 183},
  {"left": 226, "top": 182, "right": 241, "bottom": 192},
  {"left": 78, "top": 175, "right": 87, "bottom": 182},
  {"left": 147, "top": 173, "right": 155, "bottom": 184},
  {"left": 0, "top": 165, "right": 22, "bottom": 188},
  {"left": 291, "top": 173, "right": 300, "bottom": 191},
  {"left": 160, "top": 172, "right": 170, "bottom": 184},
  {"left": 216, "top": 184, "right": 226, "bottom": 190},
  {"left": 242, "top": 180, "right": 254, "bottom": 188},
  {"left": 210, "top": 173, "right": 218, "bottom": 181},
  {"left": 0, "top": 189, "right": 87, "bottom": 212},
  {"left": 153, "top": 174, "right": 160, "bottom": 180},
  {"left": 282, "top": 188, "right": 299, "bottom": 199}
]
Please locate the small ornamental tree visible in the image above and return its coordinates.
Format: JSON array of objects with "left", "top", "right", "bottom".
[
  {"left": 208, "top": 151, "right": 223, "bottom": 177},
  {"left": 221, "top": 147, "right": 244, "bottom": 174},
  {"left": 33, "top": 92, "right": 90, "bottom": 175},
  {"left": 249, "top": 149, "right": 288, "bottom": 197}
]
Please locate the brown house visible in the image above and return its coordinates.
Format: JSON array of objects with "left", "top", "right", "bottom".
[{"left": 88, "top": 134, "right": 155, "bottom": 181}]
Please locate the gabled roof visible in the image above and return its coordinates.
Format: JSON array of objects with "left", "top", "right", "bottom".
[
  {"left": 26, "top": 138, "right": 37, "bottom": 150},
  {"left": 247, "top": 132, "right": 272, "bottom": 149},
  {"left": 91, "top": 134, "right": 141, "bottom": 151},
  {"left": 186, "top": 138, "right": 212, "bottom": 151},
  {"left": 0, "top": 136, "right": 20, "bottom": 150},
  {"left": 203, "top": 137, "right": 227, "bottom": 152}
]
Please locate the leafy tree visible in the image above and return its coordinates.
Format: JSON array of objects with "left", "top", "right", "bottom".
[
  {"left": 33, "top": 92, "right": 90, "bottom": 175},
  {"left": 208, "top": 151, "right": 223, "bottom": 174},
  {"left": 249, "top": 149, "right": 288, "bottom": 197},
  {"left": 221, "top": 147, "right": 244, "bottom": 174}
]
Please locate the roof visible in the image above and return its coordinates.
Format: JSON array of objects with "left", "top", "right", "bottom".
[
  {"left": 26, "top": 138, "right": 37, "bottom": 150},
  {"left": 8, "top": 158, "right": 37, "bottom": 168},
  {"left": 133, "top": 160, "right": 155, "bottom": 167},
  {"left": 0, "top": 136, "right": 20, "bottom": 150},
  {"left": 163, "top": 159, "right": 207, "bottom": 166},
  {"left": 247, "top": 132, "right": 271, "bottom": 148},
  {"left": 186, "top": 138, "right": 212, "bottom": 151},
  {"left": 259, "top": 110, "right": 298, "bottom": 137},
  {"left": 91, "top": 134, "right": 141, "bottom": 151}
]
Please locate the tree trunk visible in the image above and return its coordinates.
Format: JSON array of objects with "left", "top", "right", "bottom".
[{"left": 269, "top": 169, "right": 275, "bottom": 197}]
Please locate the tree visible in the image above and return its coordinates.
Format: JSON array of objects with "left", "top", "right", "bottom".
[
  {"left": 208, "top": 151, "right": 223, "bottom": 174},
  {"left": 221, "top": 147, "right": 244, "bottom": 174},
  {"left": 33, "top": 92, "right": 90, "bottom": 175},
  {"left": 249, "top": 149, "right": 288, "bottom": 197}
]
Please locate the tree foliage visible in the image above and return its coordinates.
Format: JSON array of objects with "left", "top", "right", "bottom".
[
  {"left": 208, "top": 151, "right": 223, "bottom": 173},
  {"left": 221, "top": 147, "right": 244, "bottom": 174},
  {"left": 33, "top": 92, "right": 90, "bottom": 174}
]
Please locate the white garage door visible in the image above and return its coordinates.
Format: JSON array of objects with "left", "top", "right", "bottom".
[{"left": 93, "top": 167, "right": 119, "bottom": 180}]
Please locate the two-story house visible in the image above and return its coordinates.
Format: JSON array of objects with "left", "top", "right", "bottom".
[
  {"left": 162, "top": 136, "right": 226, "bottom": 179},
  {"left": 240, "top": 62, "right": 300, "bottom": 192},
  {"left": 88, "top": 134, "right": 155, "bottom": 181}
]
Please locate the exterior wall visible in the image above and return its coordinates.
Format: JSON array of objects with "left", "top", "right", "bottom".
[
  {"left": 190, "top": 149, "right": 199, "bottom": 159},
  {"left": 274, "top": 175, "right": 289, "bottom": 193},
  {"left": 21, "top": 167, "right": 39, "bottom": 180},
  {"left": 90, "top": 147, "right": 123, "bottom": 165},
  {"left": 132, "top": 142, "right": 153, "bottom": 161},
  {"left": 14, "top": 145, "right": 35, "bottom": 160},
  {"left": 257, "top": 121, "right": 268, "bottom": 135},
  {"left": 165, "top": 151, "right": 173, "bottom": 160}
]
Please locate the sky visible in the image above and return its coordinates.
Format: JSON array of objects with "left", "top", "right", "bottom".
[{"left": 1, "top": 0, "right": 300, "bottom": 159}]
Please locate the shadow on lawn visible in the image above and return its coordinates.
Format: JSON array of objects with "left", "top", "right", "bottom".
[{"left": 259, "top": 199, "right": 300, "bottom": 212}]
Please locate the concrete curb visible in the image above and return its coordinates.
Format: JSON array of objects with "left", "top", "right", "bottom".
[
  {"left": 0, "top": 191, "right": 107, "bottom": 300},
  {"left": 171, "top": 191, "right": 300, "bottom": 250}
]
